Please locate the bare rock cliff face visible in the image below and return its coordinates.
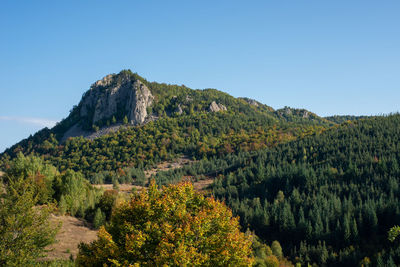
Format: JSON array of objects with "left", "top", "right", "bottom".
[
  {"left": 127, "top": 80, "right": 153, "bottom": 124},
  {"left": 209, "top": 101, "right": 227, "bottom": 112},
  {"left": 79, "top": 73, "right": 154, "bottom": 126}
]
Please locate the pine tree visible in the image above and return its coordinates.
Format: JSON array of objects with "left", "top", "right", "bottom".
[
  {"left": 93, "top": 208, "right": 105, "bottom": 229},
  {"left": 59, "top": 195, "right": 67, "bottom": 215},
  {"left": 343, "top": 216, "right": 351, "bottom": 243},
  {"left": 319, "top": 241, "right": 328, "bottom": 264},
  {"left": 387, "top": 256, "right": 396, "bottom": 267},
  {"left": 123, "top": 115, "right": 128, "bottom": 125},
  {"left": 376, "top": 254, "right": 384, "bottom": 267},
  {"left": 351, "top": 218, "right": 358, "bottom": 242}
]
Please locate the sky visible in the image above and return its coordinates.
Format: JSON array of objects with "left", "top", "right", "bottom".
[{"left": 0, "top": 1, "right": 399, "bottom": 152}]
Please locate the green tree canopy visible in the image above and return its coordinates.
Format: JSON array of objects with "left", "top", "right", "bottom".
[
  {"left": 389, "top": 226, "right": 400, "bottom": 242},
  {"left": 0, "top": 173, "right": 59, "bottom": 266},
  {"left": 3, "top": 152, "right": 58, "bottom": 204}
]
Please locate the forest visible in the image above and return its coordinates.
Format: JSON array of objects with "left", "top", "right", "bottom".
[
  {"left": 149, "top": 115, "right": 400, "bottom": 265},
  {"left": 208, "top": 114, "right": 400, "bottom": 266}
]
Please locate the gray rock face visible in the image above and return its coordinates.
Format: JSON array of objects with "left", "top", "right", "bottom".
[
  {"left": 185, "top": 95, "right": 193, "bottom": 103},
  {"left": 209, "top": 101, "right": 227, "bottom": 112},
  {"left": 79, "top": 73, "right": 154, "bottom": 126},
  {"left": 277, "top": 107, "right": 293, "bottom": 116},
  {"left": 284, "top": 107, "right": 292, "bottom": 115},
  {"left": 127, "top": 80, "right": 154, "bottom": 125},
  {"left": 175, "top": 104, "right": 183, "bottom": 115},
  {"left": 240, "top": 97, "right": 260, "bottom": 107}
]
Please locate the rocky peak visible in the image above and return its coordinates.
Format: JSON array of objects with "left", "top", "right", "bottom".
[
  {"left": 79, "top": 72, "right": 154, "bottom": 127},
  {"left": 93, "top": 74, "right": 114, "bottom": 87},
  {"left": 209, "top": 101, "right": 227, "bottom": 112}
]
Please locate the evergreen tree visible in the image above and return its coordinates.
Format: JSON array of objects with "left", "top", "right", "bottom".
[
  {"left": 59, "top": 195, "right": 67, "bottom": 215},
  {"left": 93, "top": 208, "right": 105, "bottom": 229},
  {"left": 123, "top": 115, "right": 128, "bottom": 125}
]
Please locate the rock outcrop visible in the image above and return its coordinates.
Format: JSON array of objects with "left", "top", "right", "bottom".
[
  {"left": 79, "top": 73, "right": 153, "bottom": 126},
  {"left": 209, "top": 101, "right": 227, "bottom": 112},
  {"left": 276, "top": 106, "right": 315, "bottom": 120},
  {"left": 240, "top": 97, "right": 260, "bottom": 107},
  {"left": 175, "top": 104, "right": 183, "bottom": 115}
]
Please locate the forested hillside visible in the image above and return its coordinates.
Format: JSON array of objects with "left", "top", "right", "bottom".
[
  {"left": 209, "top": 115, "right": 400, "bottom": 266},
  {"left": 1, "top": 70, "right": 397, "bottom": 266},
  {"left": 324, "top": 115, "right": 370, "bottom": 124},
  {"left": 0, "top": 70, "right": 331, "bottom": 178},
  {"left": 125, "top": 114, "right": 400, "bottom": 266}
]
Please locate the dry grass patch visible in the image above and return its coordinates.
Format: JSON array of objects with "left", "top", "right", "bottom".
[
  {"left": 44, "top": 215, "right": 97, "bottom": 260},
  {"left": 93, "top": 183, "right": 139, "bottom": 192},
  {"left": 144, "top": 156, "right": 194, "bottom": 178},
  {"left": 193, "top": 178, "right": 214, "bottom": 192}
]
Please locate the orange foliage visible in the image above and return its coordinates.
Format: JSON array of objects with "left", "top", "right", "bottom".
[{"left": 77, "top": 181, "right": 253, "bottom": 266}]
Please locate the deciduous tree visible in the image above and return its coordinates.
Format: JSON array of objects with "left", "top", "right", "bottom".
[
  {"left": 0, "top": 175, "right": 59, "bottom": 266},
  {"left": 77, "top": 181, "right": 253, "bottom": 266}
]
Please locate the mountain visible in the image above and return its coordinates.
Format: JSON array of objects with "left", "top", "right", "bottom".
[
  {"left": 2, "top": 70, "right": 399, "bottom": 266},
  {"left": 0, "top": 70, "right": 332, "bottom": 176}
]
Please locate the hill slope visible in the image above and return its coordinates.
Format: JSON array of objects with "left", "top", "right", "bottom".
[
  {"left": 151, "top": 114, "right": 400, "bottom": 265},
  {"left": 0, "top": 70, "right": 332, "bottom": 177},
  {"left": 208, "top": 115, "right": 400, "bottom": 266},
  {"left": 1, "top": 70, "right": 397, "bottom": 266}
]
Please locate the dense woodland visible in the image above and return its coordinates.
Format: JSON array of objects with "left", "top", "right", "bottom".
[
  {"left": 151, "top": 115, "right": 400, "bottom": 266},
  {"left": 211, "top": 115, "right": 400, "bottom": 266},
  {"left": 1, "top": 71, "right": 397, "bottom": 266}
]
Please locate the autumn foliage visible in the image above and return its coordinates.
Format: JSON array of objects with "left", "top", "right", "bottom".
[{"left": 76, "top": 181, "right": 253, "bottom": 266}]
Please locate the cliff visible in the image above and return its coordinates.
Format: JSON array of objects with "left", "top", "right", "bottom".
[
  {"left": 60, "top": 71, "right": 154, "bottom": 141},
  {"left": 80, "top": 72, "right": 153, "bottom": 126}
]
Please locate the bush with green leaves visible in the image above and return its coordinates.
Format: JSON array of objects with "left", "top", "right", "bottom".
[{"left": 0, "top": 173, "right": 59, "bottom": 265}]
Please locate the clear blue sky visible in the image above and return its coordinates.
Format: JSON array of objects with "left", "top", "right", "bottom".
[{"left": 1, "top": 1, "right": 399, "bottom": 152}]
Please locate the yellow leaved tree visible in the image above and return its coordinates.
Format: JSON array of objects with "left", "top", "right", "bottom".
[{"left": 76, "top": 181, "right": 253, "bottom": 266}]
